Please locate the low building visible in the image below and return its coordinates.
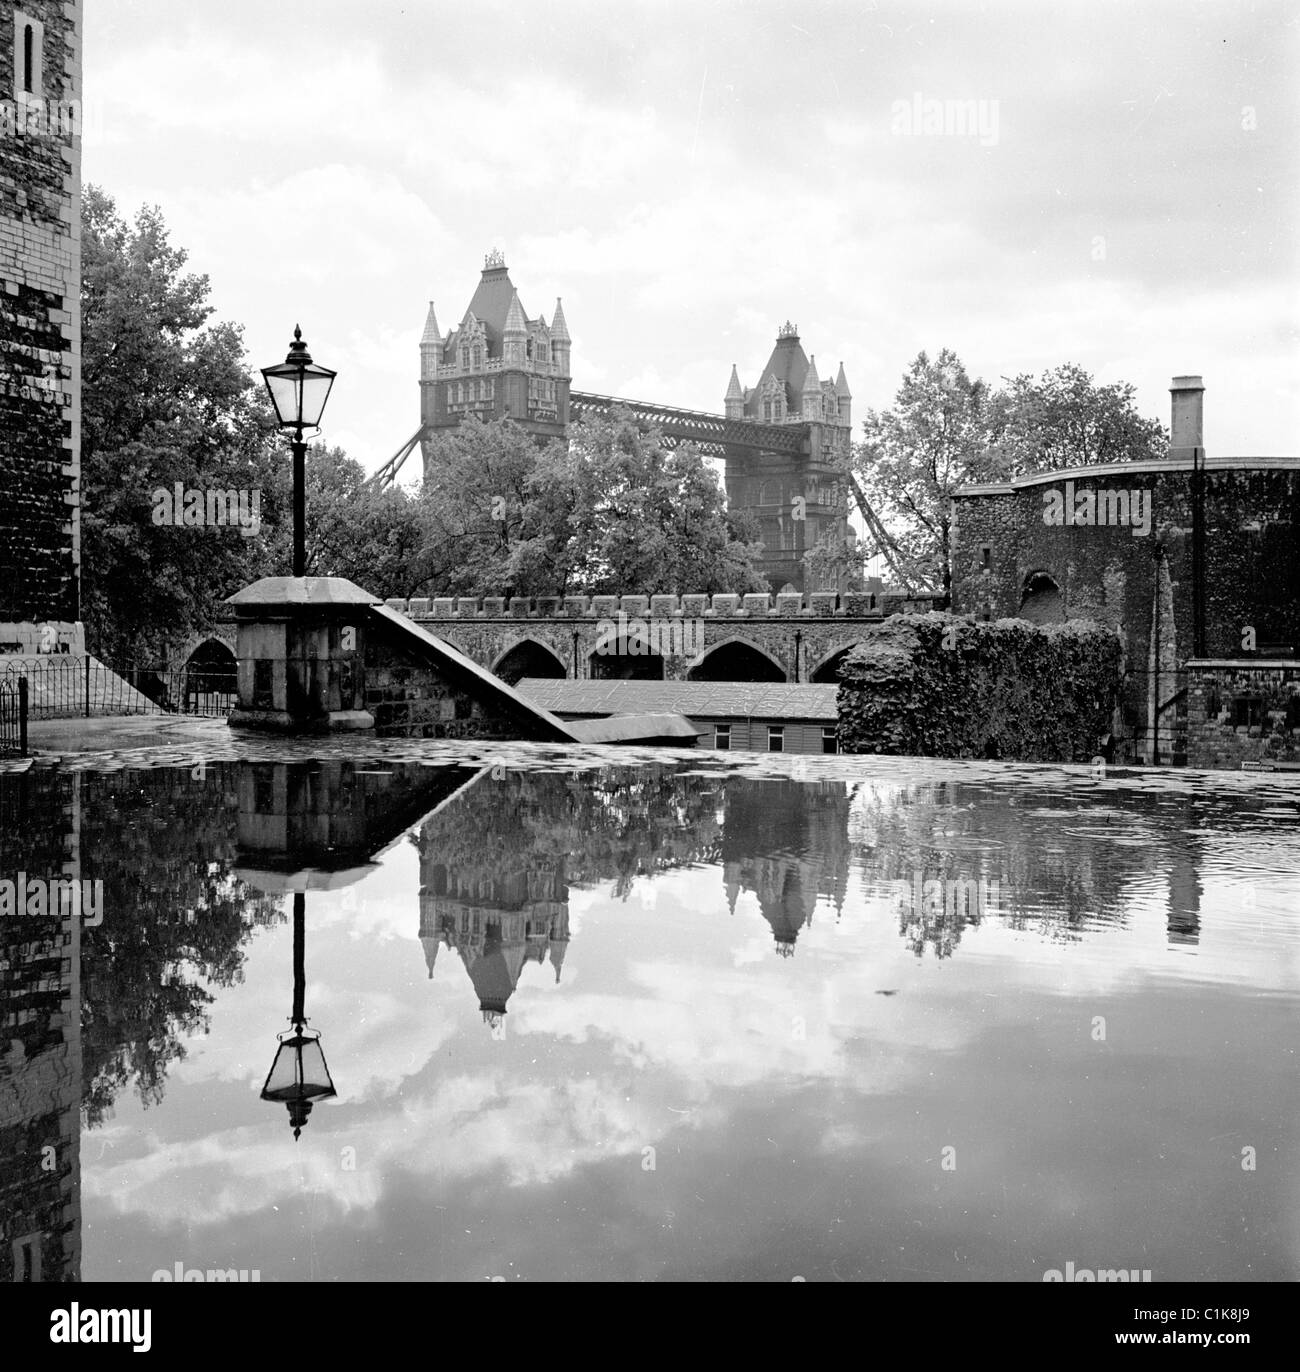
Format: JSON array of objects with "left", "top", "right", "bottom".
[{"left": 516, "top": 678, "right": 840, "bottom": 753}]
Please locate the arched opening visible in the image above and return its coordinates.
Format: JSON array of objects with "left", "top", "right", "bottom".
[
  {"left": 182, "top": 639, "right": 237, "bottom": 714},
  {"left": 589, "top": 638, "right": 664, "bottom": 681},
  {"left": 1019, "top": 571, "right": 1065, "bottom": 625},
  {"left": 493, "top": 639, "right": 566, "bottom": 686},
  {"left": 688, "top": 640, "right": 785, "bottom": 683},
  {"left": 810, "top": 645, "right": 858, "bottom": 684}
]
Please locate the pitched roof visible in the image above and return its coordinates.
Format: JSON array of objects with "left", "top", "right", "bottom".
[
  {"left": 517, "top": 678, "right": 840, "bottom": 721},
  {"left": 456, "top": 263, "right": 526, "bottom": 358},
  {"left": 744, "top": 329, "right": 811, "bottom": 419},
  {"left": 725, "top": 364, "right": 744, "bottom": 400}
]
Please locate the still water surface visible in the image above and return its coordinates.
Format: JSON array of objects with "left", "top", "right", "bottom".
[{"left": 2, "top": 747, "right": 1297, "bottom": 1281}]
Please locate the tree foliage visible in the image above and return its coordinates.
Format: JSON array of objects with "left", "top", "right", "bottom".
[
  {"left": 80, "top": 186, "right": 284, "bottom": 661},
  {"left": 418, "top": 412, "right": 766, "bottom": 597},
  {"left": 849, "top": 352, "right": 1168, "bottom": 595}
]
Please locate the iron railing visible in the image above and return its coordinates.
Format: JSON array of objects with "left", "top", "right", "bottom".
[
  {"left": 0, "top": 658, "right": 237, "bottom": 722},
  {"left": 0, "top": 676, "right": 27, "bottom": 756}
]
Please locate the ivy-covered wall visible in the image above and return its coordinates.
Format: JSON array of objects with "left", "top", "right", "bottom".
[{"left": 837, "top": 613, "right": 1123, "bottom": 761}]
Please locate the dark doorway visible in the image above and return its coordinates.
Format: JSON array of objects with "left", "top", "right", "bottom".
[{"left": 1019, "top": 572, "right": 1065, "bottom": 625}]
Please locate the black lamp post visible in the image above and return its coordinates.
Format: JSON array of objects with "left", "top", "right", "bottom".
[
  {"left": 261, "top": 892, "right": 336, "bottom": 1139},
  {"left": 261, "top": 327, "right": 337, "bottom": 578}
]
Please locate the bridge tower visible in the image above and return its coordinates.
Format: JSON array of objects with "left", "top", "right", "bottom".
[
  {"left": 723, "top": 324, "right": 852, "bottom": 591},
  {"left": 419, "top": 250, "right": 571, "bottom": 478}
]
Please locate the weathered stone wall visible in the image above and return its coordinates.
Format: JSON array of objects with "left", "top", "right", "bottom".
[
  {"left": 837, "top": 613, "right": 1123, "bottom": 762},
  {"left": 1185, "top": 660, "right": 1300, "bottom": 769},
  {"left": 951, "top": 459, "right": 1300, "bottom": 760},
  {"left": 378, "top": 589, "right": 944, "bottom": 684},
  {"left": 0, "top": 0, "right": 81, "bottom": 634},
  {"left": 363, "top": 611, "right": 562, "bottom": 739}
]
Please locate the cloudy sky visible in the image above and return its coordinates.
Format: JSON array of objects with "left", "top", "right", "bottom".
[{"left": 84, "top": 0, "right": 1298, "bottom": 475}]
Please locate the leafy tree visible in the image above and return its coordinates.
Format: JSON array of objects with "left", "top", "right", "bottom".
[
  {"left": 301, "top": 443, "right": 431, "bottom": 596},
  {"left": 989, "top": 363, "right": 1167, "bottom": 476},
  {"left": 851, "top": 350, "right": 998, "bottom": 597},
  {"left": 80, "top": 186, "right": 284, "bottom": 661},
  {"left": 418, "top": 412, "right": 766, "bottom": 597}
]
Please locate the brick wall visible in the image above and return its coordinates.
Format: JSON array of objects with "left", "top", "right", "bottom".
[
  {"left": 1185, "top": 661, "right": 1300, "bottom": 769},
  {"left": 0, "top": 0, "right": 81, "bottom": 633}
]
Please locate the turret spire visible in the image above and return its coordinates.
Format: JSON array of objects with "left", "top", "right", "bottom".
[
  {"left": 420, "top": 301, "right": 442, "bottom": 347},
  {"left": 725, "top": 364, "right": 744, "bottom": 400},
  {"left": 550, "top": 297, "right": 570, "bottom": 342}
]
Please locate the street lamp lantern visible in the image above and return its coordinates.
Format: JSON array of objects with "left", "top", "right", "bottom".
[
  {"left": 261, "top": 326, "right": 336, "bottom": 578},
  {"left": 261, "top": 892, "right": 337, "bottom": 1139},
  {"left": 262, "top": 326, "right": 336, "bottom": 431},
  {"left": 261, "top": 1023, "right": 337, "bottom": 1141}
]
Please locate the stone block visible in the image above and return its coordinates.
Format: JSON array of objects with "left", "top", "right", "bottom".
[
  {"left": 591, "top": 595, "right": 619, "bottom": 618},
  {"left": 535, "top": 596, "right": 562, "bottom": 617},
  {"left": 482, "top": 597, "right": 506, "bottom": 616},
  {"left": 681, "top": 595, "right": 709, "bottom": 618},
  {"left": 508, "top": 597, "right": 531, "bottom": 617},
  {"left": 456, "top": 597, "right": 480, "bottom": 616},
  {"left": 775, "top": 592, "right": 804, "bottom": 616},
  {"left": 711, "top": 593, "right": 741, "bottom": 616},
  {"left": 650, "top": 595, "right": 680, "bottom": 617},
  {"left": 563, "top": 595, "right": 591, "bottom": 616},
  {"left": 842, "top": 592, "right": 875, "bottom": 617},
  {"left": 407, "top": 598, "right": 430, "bottom": 617},
  {"left": 620, "top": 595, "right": 650, "bottom": 617},
  {"left": 742, "top": 593, "right": 771, "bottom": 617},
  {"left": 432, "top": 598, "right": 456, "bottom": 617},
  {"left": 810, "top": 592, "right": 838, "bottom": 617},
  {"left": 384, "top": 597, "right": 407, "bottom": 613}
]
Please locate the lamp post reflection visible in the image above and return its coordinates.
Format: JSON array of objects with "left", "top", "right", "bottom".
[{"left": 261, "top": 892, "right": 336, "bottom": 1140}]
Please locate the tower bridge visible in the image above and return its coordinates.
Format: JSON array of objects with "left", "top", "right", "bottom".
[{"left": 376, "top": 251, "right": 855, "bottom": 592}]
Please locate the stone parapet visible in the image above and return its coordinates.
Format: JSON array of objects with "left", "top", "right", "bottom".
[{"left": 374, "top": 590, "right": 929, "bottom": 619}]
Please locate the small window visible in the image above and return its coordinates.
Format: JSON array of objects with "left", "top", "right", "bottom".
[
  {"left": 980, "top": 545, "right": 992, "bottom": 570},
  {"left": 252, "top": 659, "right": 274, "bottom": 710},
  {"left": 767, "top": 725, "right": 784, "bottom": 753},
  {"left": 714, "top": 723, "right": 731, "bottom": 751},
  {"left": 1231, "top": 696, "right": 1263, "bottom": 728},
  {"left": 472, "top": 345, "right": 482, "bottom": 369},
  {"left": 13, "top": 11, "right": 43, "bottom": 103},
  {"left": 822, "top": 726, "right": 837, "bottom": 754}
]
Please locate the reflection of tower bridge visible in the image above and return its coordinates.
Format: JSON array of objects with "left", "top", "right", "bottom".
[
  {"left": 375, "top": 251, "right": 858, "bottom": 593},
  {"left": 417, "top": 772, "right": 854, "bottom": 1022}
]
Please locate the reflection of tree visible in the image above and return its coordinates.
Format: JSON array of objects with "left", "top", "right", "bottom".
[
  {"left": 76, "top": 767, "right": 281, "bottom": 1124},
  {"left": 850, "top": 779, "right": 1179, "bottom": 958}
]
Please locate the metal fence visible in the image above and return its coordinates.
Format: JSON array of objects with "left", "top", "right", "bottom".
[
  {"left": 0, "top": 657, "right": 237, "bottom": 723},
  {"left": 0, "top": 676, "right": 27, "bottom": 756}
]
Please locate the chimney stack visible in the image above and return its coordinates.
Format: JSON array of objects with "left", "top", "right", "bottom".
[{"left": 1169, "top": 375, "right": 1205, "bottom": 459}]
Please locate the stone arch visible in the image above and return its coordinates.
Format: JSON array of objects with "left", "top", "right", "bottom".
[
  {"left": 687, "top": 637, "right": 787, "bottom": 683},
  {"left": 588, "top": 634, "right": 664, "bottom": 680},
  {"left": 1019, "top": 570, "right": 1065, "bottom": 625},
  {"left": 179, "top": 636, "right": 237, "bottom": 713},
  {"left": 809, "top": 641, "right": 863, "bottom": 684},
  {"left": 492, "top": 637, "right": 567, "bottom": 686},
  {"left": 173, "top": 625, "right": 237, "bottom": 673}
]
